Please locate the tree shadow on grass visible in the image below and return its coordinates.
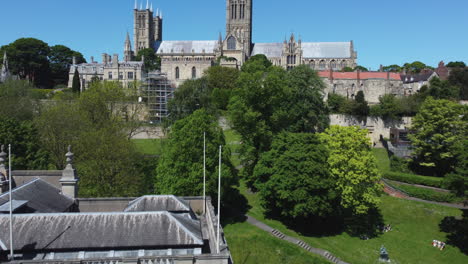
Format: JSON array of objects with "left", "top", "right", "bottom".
[
  {"left": 221, "top": 186, "right": 251, "bottom": 225},
  {"left": 439, "top": 209, "right": 468, "bottom": 254}
]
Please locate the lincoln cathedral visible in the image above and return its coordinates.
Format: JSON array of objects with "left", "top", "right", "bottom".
[
  {"left": 70, "top": 0, "right": 357, "bottom": 89},
  {"left": 134, "top": 0, "right": 357, "bottom": 86}
]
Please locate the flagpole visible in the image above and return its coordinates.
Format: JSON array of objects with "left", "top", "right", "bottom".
[
  {"left": 217, "top": 145, "right": 221, "bottom": 254},
  {"left": 203, "top": 132, "right": 206, "bottom": 215},
  {"left": 8, "top": 144, "right": 13, "bottom": 260}
]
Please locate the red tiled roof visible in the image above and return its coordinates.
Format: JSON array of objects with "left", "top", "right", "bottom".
[{"left": 318, "top": 71, "right": 401, "bottom": 80}]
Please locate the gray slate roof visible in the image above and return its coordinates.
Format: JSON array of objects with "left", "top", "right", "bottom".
[
  {"left": 12, "top": 170, "right": 62, "bottom": 189},
  {"left": 0, "top": 211, "right": 203, "bottom": 251},
  {"left": 251, "top": 42, "right": 352, "bottom": 59},
  {"left": 0, "top": 178, "right": 74, "bottom": 213},
  {"left": 401, "top": 71, "right": 436, "bottom": 83},
  {"left": 125, "top": 195, "right": 191, "bottom": 212},
  {"left": 155, "top": 40, "right": 218, "bottom": 54},
  {"left": 0, "top": 200, "right": 28, "bottom": 212}
]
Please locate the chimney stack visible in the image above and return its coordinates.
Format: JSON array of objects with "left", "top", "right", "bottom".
[
  {"left": 112, "top": 54, "right": 119, "bottom": 67},
  {"left": 90, "top": 56, "right": 94, "bottom": 63},
  {"left": 102, "top": 53, "right": 108, "bottom": 64},
  {"left": 60, "top": 146, "right": 78, "bottom": 199},
  {"left": 72, "top": 56, "right": 77, "bottom": 65}
]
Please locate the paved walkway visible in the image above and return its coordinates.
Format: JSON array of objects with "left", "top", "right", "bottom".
[{"left": 246, "top": 215, "right": 349, "bottom": 264}]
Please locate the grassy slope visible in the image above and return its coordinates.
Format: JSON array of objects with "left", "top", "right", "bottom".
[
  {"left": 372, "top": 148, "right": 391, "bottom": 172},
  {"left": 132, "top": 139, "right": 166, "bottom": 155},
  {"left": 225, "top": 222, "right": 331, "bottom": 264},
  {"left": 240, "top": 181, "right": 467, "bottom": 264}
]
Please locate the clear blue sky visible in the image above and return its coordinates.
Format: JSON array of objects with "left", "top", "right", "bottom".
[{"left": 1, "top": 0, "right": 467, "bottom": 70}]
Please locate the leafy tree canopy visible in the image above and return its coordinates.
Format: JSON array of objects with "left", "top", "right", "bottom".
[
  {"left": 49, "top": 45, "right": 85, "bottom": 86},
  {"left": 320, "top": 125, "right": 382, "bottom": 214},
  {"left": 382, "top": 64, "right": 402, "bottom": 72},
  {"left": 0, "top": 79, "right": 35, "bottom": 121},
  {"left": 255, "top": 132, "right": 338, "bottom": 220},
  {"left": 135, "top": 48, "right": 161, "bottom": 71},
  {"left": 409, "top": 97, "right": 467, "bottom": 177},
  {"left": 403, "top": 61, "right": 429, "bottom": 74},
  {"left": 427, "top": 77, "right": 460, "bottom": 100},
  {"left": 354, "top": 66, "right": 368, "bottom": 72},
  {"left": 448, "top": 67, "right": 468, "bottom": 100},
  {"left": 446, "top": 61, "right": 466, "bottom": 68},
  {"left": 155, "top": 109, "right": 237, "bottom": 204},
  {"left": 205, "top": 66, "right": 240, "bottom": 110}
]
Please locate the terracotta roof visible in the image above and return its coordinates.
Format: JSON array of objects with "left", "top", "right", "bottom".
[{"left": 318, "top": 71, "right": 401, "bottom": 80}]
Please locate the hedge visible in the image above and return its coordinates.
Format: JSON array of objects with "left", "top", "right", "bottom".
[
  {"left": 389, "top": 182, "right": 459, "bottom": 203},
  {"left": 383, "top": 171, "right": 443, "bottom": 188}
]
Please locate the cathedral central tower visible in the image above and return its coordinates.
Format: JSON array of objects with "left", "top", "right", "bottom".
[{"left": 225, "top": 0, "right": 253, "bottom": 60}]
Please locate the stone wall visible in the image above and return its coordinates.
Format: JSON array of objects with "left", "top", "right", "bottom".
[
  {"left": 330, "top": 114, "right": 412, "bottom": 144},
  {"left": 160, "top": 55, "right": 215, "bottom": 87}
]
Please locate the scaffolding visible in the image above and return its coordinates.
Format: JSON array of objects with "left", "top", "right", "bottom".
[{"left": 141, "top": 71, "right": 174, "bottom": 124}]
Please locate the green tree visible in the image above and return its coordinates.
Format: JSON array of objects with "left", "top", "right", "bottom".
[
  {"left": 327, "top": 93, "right": 347, "bottom": 113},
  {"left": 353, "top": 91, "right": 369, "bottom": 117},
  {"left": 255, "top": 133, "right": 338, "bottom": 220},
  {"left": 0, "top": 79, "right": 35, "bottom": 121},
  {"left": 446, "top": 61, "right": 466, "bottom": 68},
  {"left": 409, "top": 98, "right": 467, "bottom": 176},
  {"left": 49, "top": 45, "right": 85, "bottom": 86},
  {"left": 206, "top": 66, "right": 240, "bottom": 110},
  {"left": 341, "top": 67, "right": 354, "bottom": 72},
  {"left": 443, "top": 139, "right": 468, "bottom": 200},
  {"left": 403, "top": 61, "right": 428, "bottom": 74},
  {"left": 72, "top": 67, "right": 81, "bottom": 93},
  {"left": 228, "top": 64, "right": 329, "bottom": 188},
  {"left": 155, "top": 109, "right": 237, "bottom": 203},
  {"left": 241, "top": 54, "right": 272, "bottom": 73},
  {"left": 448, "top": 67, "right": 468, "bottom": 100},
  {"left": 136, "top": 48, "right": 160, "bottom": 71},
  {"left": 0, "top": 117, "right": 49, "bottom": 170},
  {"left": 383, "top": 64, "right": 402, "bottom": 72},
  {"left": 0, "top": 38, "right": 50, "bottom": 86},
  {"left": 354, "top": 66, "right": 368, "bottom": 72},
  {"left": 428, "top": 77, "right": 459, "bottom": 100},
  {"left": 320, "top": 125, "right": 382, "bottom": 214}
]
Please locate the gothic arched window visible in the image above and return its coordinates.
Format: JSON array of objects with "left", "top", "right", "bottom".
[
  {"left": 227, "top": 36, "right": 236, "bottom": 50},
  {"left": 341, "top": 60, "right": 347, "bottom": 69},
  {"left": 331, "top": 60, "right": 337, "bottom": 70},
  {"left": 319, "top": 60, "right": 326, "bottom": 70},
  {"left": 192, "top": 67, "right": 197, "bottom": 79},
  {"left": 175, "top": 67, "right": 180, "bottom": 79},
  {"left": 309, "top": 60, "right": 315, "bottom": 69}
]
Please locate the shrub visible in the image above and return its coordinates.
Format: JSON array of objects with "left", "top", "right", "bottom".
[
  {"left": 390, "top": 155, "right": 411, "bottom": 173},
  {"left": 383, "top": 171, "right": 443, "bottom": 188},
  {"left": 388, "top": 182, "right": 458, "bottom": 203}
]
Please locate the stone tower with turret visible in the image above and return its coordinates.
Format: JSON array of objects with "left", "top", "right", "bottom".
[
  {"left": 223, "top": 0, "right": 253, "bottom": 63},
  {"left": 124, "top": 32, "right": 134, "bottom": 62},
  {"left": 133, "top": 0, "right": 163, "bottom": 54}
]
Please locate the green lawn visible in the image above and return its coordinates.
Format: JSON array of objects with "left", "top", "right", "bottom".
[
  {"left": 132, "top": 139, "right": 166, "bottom": 155},
  {"left": 372, "top": 148, "right": 391, "bottom": 172},
  {"left": 225, "top": 222, "right": 331, "bottom": 264},
  {"left": 224, "top": 130, "right": 242, "bottom": 167},
  {"left": 239, "top": 181, "right": 468, "bottom": 264}
]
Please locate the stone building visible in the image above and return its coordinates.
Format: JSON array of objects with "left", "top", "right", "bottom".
[
  {"left": 133, "top": 0, "right": 357, "bottom": 86},
  {"left": 0, "top": 147, "right": 232, "bottom": 264},
  {"left": 400, "top": 70, "right": 438, "bottom": 95},
  {"left": 318, "top": 70, "right": 403, "bottom": 104},
  {"left": 67, "top": 33, "right": 144, "bottom": 90}
]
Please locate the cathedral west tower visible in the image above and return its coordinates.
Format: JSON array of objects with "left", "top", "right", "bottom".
[
  {"left": 133, "top": 0, "right": 162, "bottom": 54},
  {"left": 224, "top": 0, "right": 253, "bottom": 63}
]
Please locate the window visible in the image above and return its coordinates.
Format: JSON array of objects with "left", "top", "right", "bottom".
[
  {"left": 128, "top": 72, "right": 134, "bottom": 80},
  {"left": 175, "top": 67, "right": 180, "bottom": 79},
  {"left": 319, "top": 60, "right": 326, "bottom": 70},
  {"left": 108, "top": 72, "right": 113, "bottom": 80},
  {"left": 331, "top": 60, "right": 337, "bottom": 70},
  {"left": 309, "top": 60, "right": 315, "bottom": 69},
  {"left": 227, "top": 36, "right": 236, "bottom": 50},
  {"left": 192, "top": 67, "right": 197, "bottom": 79},
  {"left": 341, "top": 60, "right": 347, "bottom": 69},
  {"left": 119, "top": 73, "right": 123, "bottom": 80}
]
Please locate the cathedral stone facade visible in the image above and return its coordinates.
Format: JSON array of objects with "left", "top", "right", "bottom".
[{"left": 134, "top": 0, "right": 357, "bottom": 86}]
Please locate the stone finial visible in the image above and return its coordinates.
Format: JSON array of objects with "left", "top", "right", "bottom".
[
  {"left": 65, "top": 145, "right": 74, "bottom": 170},
  {"left": 0, "top": 145, "right": 6, "bottom": 166},
  {"left": 0, "top": 145, "right": 6, "bottom": 183}
]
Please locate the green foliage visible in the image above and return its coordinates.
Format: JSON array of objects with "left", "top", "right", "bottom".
[
  {"left": 242, "top": 54, "right": 273, "bottom": 73},
  {"left": 35, "top": 82, "right": 146, "bottom": 197},
  {"left": 30, "top": 88, "right": 54, "bottom": 99},
  {"left": 370, "top": 93, "right": 426, "bottom": 119},
  {"left": 135, "top": 48, "right": 161, "bottom": 71},
  {"left": 228, "top": 64, "right": 329, "bottom": 188},
  {"left": 72, "top": 67, "right": 81, "bottom": 93},
  {"left": 382, "top": 64, "right": 402, "bottom": 72},
  {"left": 389, "top": 155, "right": 411, "bottom": 173},
  {"left": 205, "top": 66, "right": 240, "bottom": 110},
  {"left": 0, "top": 79, "right": 35, "bottom": 121},
  {"left": 446, "top": 61, "right": 466, "bottom": 68},
  {"left": 0, "top": 38, "right": 50, "bottom": 86},
  {"left": 443, "top": 139, "right": 468, "bottom": 199},
  {"left": 320, "top": 126, "right": 382, "bottom": 214},
  {"left": 354, "top": 65, "right": 368, "bottom": 72},
  {"left": 371, "top": 148, "right": 391, "bottom": 172},
  {"left": 427, "top": 77, "right": 459, "bottom": 100},
  {"left": 49, "top": 45, "right": 85, "bottom": 86},
  {"left": 155, "top": 109, "right": 237, "bottom": 204},
  {"left": 0, "top": 117, "right": 49, "bottom": 170},
  {"left": 383, "top": 171, "right": 443, "bottom": 188},
  {"left": 327, "top": 93, "right": 347, "bottom": 113},
  {"left": 448, "top": 67, "right": 468, "bottom": 100},
  {"left": 409, "top": 98, "right": 466, "bottom": 176},
  {"left": 387, "top": 181, "right": 459, "bottom": 203},
  {"left": 341, "top": 66, "right": 354, "bottom": 72},
  {"left": 353, "top": 91, "right": 369, "bottom": 116},
  {"left": 403, "top": 61, "right": 428, "bottom": 74},
  {"left": 255, "top": 133, "right": 338, "bottom": 220}
]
